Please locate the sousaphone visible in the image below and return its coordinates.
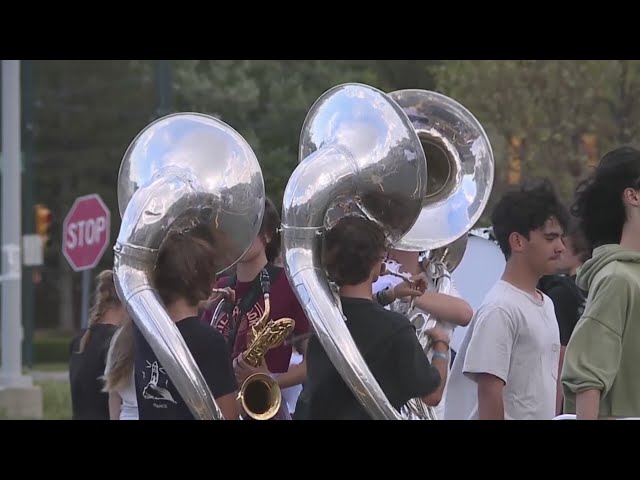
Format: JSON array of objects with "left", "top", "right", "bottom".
[
  {"left": 281, "top": 83, "right": 428, "bottom": 420},
  {"left": 114, "top": 112, "right": 266, "bottom": 420},
  {"left": 385, "top": 89, "right": 495, "bottom": 419}
]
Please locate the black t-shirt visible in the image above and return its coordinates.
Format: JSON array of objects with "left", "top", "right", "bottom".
[
  {"left": 134, "top": 316, "right": 238, "bottom": 420},
  {"left": 68, "top": 323, "right": 119, "bottom": 420},
  {"left": 538, "top": 274, "right": 587, "bottom": 346},
  {"left": 304, "top": 297, "right": 441, "bottom": 420}
]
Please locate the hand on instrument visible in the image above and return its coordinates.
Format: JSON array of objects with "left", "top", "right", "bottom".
[
  {"left": 233, "top": 355, "right": 271, "bottom": 385},
  {"left": 199, "top": 286, "right": 235, "bottom": 311},
  {"left": 392, "top": 273, "right": 428, "bottom": 300},
  {"left": 425, "top": 325, "right": 450, "bottom": 350}
]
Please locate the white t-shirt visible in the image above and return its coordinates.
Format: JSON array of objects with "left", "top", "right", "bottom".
[
  {"left": 372, "top": 259, "right": 462, "bottom": 419},
  {"left": 118, "top": 370, "right": 139, "bottom": 420},
  {"left": 444, "top": 280, "right": 560, "bottom": 420}
]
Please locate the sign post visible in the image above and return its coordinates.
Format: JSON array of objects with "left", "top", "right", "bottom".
[{"left": 62, "top": 194, "right": 111, "bottom": 329}]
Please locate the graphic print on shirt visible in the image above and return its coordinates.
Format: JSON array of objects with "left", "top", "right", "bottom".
[{"left": 141, "top": 360, "right": 177, "bottom": 405}]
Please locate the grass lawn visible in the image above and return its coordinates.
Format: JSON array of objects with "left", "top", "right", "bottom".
[
  {"left": 30, "top": 362, "right": 69, "bottom": 372},
  {"left": 39, "top": 380, "right": 72, "bottom": 420},
  {"left": 1, "top": 360, "right": 72, "bottom": 421},
  {"left": 0, "top": 380, "right": 71, "bottom": 420}
]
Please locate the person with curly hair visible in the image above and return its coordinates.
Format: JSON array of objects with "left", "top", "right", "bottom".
[
  {"left": 302, "top": 215, "right": 450, "bottom": 420},
  {"left": 537, "top": 220, "right": 591, "bottom": 415},
  {"left": 445, "top": 179, "right": 569, "bottom": 420},
  {"left": 561, "top": 146, "right": 640, "bottom": 420}
]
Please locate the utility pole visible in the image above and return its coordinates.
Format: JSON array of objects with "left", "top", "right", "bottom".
[
  {"left": 21, "top": 59, "right": 35, "bottom": 368},
  {"left": 0, "top": 59, "right": 41, "bottom": 419}
]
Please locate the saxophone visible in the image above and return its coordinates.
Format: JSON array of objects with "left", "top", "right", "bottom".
[{"left": 236, "top": 285, "right": 296, "bottom": 420}]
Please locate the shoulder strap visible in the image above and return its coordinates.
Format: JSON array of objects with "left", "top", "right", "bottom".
[{"left": 265, "top": 263, "right": 283, "bottom": 283}]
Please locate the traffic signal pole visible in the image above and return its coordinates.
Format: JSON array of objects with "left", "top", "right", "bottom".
[
  {"left": 22, "top": 59, "right": 35, "bottom": 369},
  {"left": 0, "top": 60, "right": 31, "bottom": 388},
  {"left": 0, "top": 59, "right": 42, "bottom": 418}
]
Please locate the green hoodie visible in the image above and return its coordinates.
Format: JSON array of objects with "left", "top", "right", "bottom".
[{"left": 561, "top": 244, "right": 640, "bottom": 417}]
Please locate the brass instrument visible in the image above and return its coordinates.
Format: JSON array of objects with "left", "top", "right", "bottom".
[
  {"left": 281, "top": 83, "right": 428, "bottom": 420},
  {"left": 408, "top": 233, "right": 469, "bottom": 347},
  {"left": 384, "top": 89, "right": 495, "bottom": 420},
  {"left": 379, "top": 263, "right": 421, "bottom": 313},
  {"left": 237, "top": 289, "right": 296, "bottom": 420},
  {"left": 113, "top": 112, "right": 266, "bottom": 420}
]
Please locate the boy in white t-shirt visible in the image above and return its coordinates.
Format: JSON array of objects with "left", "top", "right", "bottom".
[
  {"left": 445, "top": 179, "right": 568, "bottom": 420},
  {"left": 373, "top": 251, "right": 473, "bottom": 420}
]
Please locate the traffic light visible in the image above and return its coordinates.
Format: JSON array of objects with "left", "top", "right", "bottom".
[
  {"left": 34, "top": 204, "right": 53, "bottom": 247},
  {"left": 507, "top": 134, "right": 524, "bottom": 186},
  {"left": 581, "top": 133, "right": 599, "bottom": 169}
]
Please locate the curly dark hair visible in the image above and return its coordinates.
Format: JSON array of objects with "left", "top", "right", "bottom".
[
  {"left": 564, "top": 219, "right": 591, "bottom": 264},
  {"left": 491, "top": 178, "right": 570, "bottom": 259},
  {"left": 321, "top": 215, "right": 387, "bottom": 286},
  {"left": 571, "top": 146, "right": 640, "bottom": 250}
]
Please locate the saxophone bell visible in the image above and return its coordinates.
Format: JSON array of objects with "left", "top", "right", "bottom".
[{"left": 237, "top": 373, "right": 286, "bottom": 421}]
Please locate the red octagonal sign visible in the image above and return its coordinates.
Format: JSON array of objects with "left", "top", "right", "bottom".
[{"left": 63, "top": 193, "right": 111, "bottom": 272}]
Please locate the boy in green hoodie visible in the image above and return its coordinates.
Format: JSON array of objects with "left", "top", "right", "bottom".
[{"left": 561, "top": 146, "right": 640, "bottom": 419}]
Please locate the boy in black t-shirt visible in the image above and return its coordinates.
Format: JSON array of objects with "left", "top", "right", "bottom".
[
  {"left": 133, "top": 225, "right": 239, "bottom": 420},
  {"left": 303, "top": 216, "right": 450, "bottom": 420},
  {"left": 537, "top": 221, "right": 590, "bottom": 415}
]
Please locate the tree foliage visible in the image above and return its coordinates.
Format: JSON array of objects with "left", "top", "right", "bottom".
[
  {"left": 32, "top": 60, "right": 640, "bottom": 330},
  {"left": 430, "top": 60, "right": 640, "bottom": 222}
]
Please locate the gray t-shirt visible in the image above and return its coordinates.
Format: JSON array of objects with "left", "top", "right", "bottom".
[{"left": 444, "top": 280, "right": 561, "bottom": 420}]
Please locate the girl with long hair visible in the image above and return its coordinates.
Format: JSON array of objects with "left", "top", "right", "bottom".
[
  {"left": 69, "top": 270, "right": 127, "bottom": 420},
  {"left": 102, "top": 318, "right": 138, "bottom": 420},
  {"left": 132, "top": 224, "right": 240, "bottom": 420}
]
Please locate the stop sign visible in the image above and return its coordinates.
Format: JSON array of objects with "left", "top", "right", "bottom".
[{"left": 63, "top": 193, "right": 111, "bottom": 272}]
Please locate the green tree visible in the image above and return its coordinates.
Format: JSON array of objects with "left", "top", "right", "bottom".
[
  {"left": 430, "top": 60, "right": 631, "bottom": 218},
  {"left": 32, "top": 60, "right": 153, "bottom": 330},
  {"left": 165, "top": 60, "right": 385, "bottom": 207}
]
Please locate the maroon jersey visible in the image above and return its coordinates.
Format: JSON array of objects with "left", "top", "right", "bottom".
[{"left": 203, "top": 266, "right": 310, "bottom": 374}]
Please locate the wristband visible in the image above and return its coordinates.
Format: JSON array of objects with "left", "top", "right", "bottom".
[
  {"left": 376, "top": 287, "right": 394, "bottom": 307},
  {"left": 432, "top": 351, "right": 448, "bottom": 361}
]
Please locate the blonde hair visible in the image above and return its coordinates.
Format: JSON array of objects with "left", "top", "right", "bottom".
[
  {"left": 77, "top": 270, "right": 122, "bottom": 354},
  {"left": 102, "top": 317, "right": 135, "bottom": 393}
]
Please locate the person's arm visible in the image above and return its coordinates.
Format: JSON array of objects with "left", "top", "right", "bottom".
[
  {"left": 463, "top": 306, "right": 516, "bottom": 420},
  {"left": 421, "top": 340, "right": 449, "bottom": 406},
  {"left": 556, "top": 346, "right": 566, "bottom": 415},
  {"left": 216, "top": 392, "right": 241, "bottom": 420},
  {"left": 561, "top": 274, "right": 628, "bottom": 420},
  {"left": 108, "top": 391, "right": 122, "bottom": 420},
  {"left": 545, "top": 284, "right": 581, "bottom": 415},
  {"left": 272, "top": 292, "right": 312, "bottom": 389},
  {"left": 477, "top": 373, "right": 505, "bottom": 420},
  {"left": 413, "top": 291, "right": 473, "bottom": 327}
]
